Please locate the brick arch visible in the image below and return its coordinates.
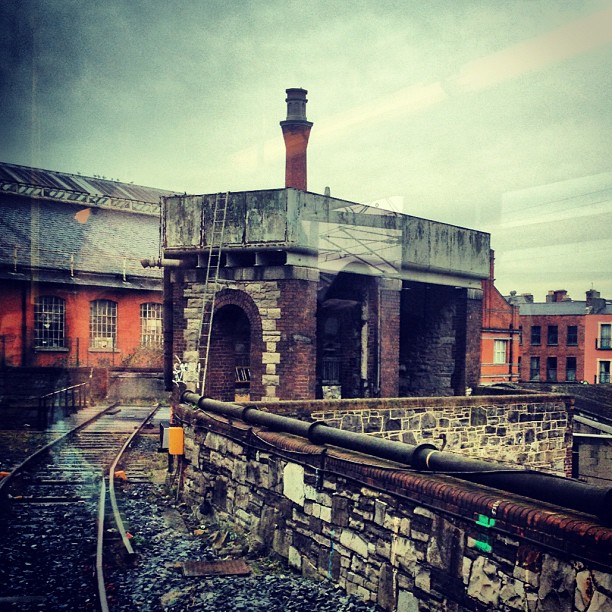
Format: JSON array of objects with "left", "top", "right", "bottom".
[{"left": 205, "top": 289, "right": 264, "bottom": 401}]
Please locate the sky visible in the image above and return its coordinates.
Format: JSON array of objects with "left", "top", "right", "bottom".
[{"left": 1, "top": 0, "right": 611, "bottom": 301}]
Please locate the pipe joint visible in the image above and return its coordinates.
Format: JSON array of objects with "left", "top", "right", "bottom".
[{"left": 411, "top": 443, "right": 438, "bottom": 471}]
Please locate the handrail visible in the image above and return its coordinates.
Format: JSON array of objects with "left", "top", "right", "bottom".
[{"left": 38, "top": 380, "right": 90, "bottom": 428}]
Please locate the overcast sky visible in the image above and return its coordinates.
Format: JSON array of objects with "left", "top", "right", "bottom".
[{"left": 1, "top": 0, "right": 611, "bottom": 300}]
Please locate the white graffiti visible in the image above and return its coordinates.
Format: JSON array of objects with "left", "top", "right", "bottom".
[{"left": 172, "top": 355, "right": 200, "bottom": 384}]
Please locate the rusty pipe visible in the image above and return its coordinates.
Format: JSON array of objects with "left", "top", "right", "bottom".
[{"left": 180, "top": 390, "right": 612, "bottom": 521}]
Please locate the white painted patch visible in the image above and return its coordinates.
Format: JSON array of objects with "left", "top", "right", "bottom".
[{"left": 283, "top": 462, "right": 305, "bottom": 506}]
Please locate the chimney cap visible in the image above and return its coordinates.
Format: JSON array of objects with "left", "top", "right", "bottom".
[{"left": 281, "top": 87, "right": 312, "bottom": 125}]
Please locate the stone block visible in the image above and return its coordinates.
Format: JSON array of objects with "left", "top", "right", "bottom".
[
  {"left": 467, "top": 556, "right": 501, "bottom": 607},
  {"left": 340, "top": 529, "right": 369, "bottom": 559},
  {"left": 397, "top": 589, "right": 419, "bottom": 612}
]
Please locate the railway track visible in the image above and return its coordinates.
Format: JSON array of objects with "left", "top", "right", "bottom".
[{"left": 0, "top": 404, "right": 161, "bottom": 611}]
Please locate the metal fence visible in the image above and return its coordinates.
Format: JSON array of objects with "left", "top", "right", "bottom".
[{"left": 37, "top": 381, "right": 90, "bottom": 428}]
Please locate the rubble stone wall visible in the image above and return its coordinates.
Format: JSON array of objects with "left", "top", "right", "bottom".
[
  {"left": 176, "top": 403, "right": 612, "bottom": 612},
  {"left": 247, "top": 394, "right": 574, "bottom": 474}
]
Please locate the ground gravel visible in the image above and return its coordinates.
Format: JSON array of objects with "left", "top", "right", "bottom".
[{"left": 107, "top": 436, "right": 382, "bottom": 612}]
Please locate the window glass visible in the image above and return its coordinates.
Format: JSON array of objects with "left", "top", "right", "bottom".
[
  {"left": 529, "top": 356, "right": 540, "bottom": 381},
  {"left": 547, "top": 325, "right": 558, "bottom": 345},
  {"left": 566, "top": 357, "right": 576, "bottom": 382},
  {"left": 600, "top": 324, "right": 611, "bottom": 349},
  {"left": 567, "top": 326, "right": 578, "bottom": 346},
  {"left": 546, "top": 356, "right": 557, "bottom": 382},
  {"left": 493, "top": 339, "right": 508, "bottom": 364},
  {"left": 530, "top": 326, "right": 541, "bottom": 345},
  {"left": 140, "top": 303, "right": 163, "bottom": 347},
  {"left": 600, "top": 361, "right": 611, "bottom": 384},
  {"left": 90, "top": 300, "right": 117, "bottom": 349},
  {"left": 34, "top": 296, "right": 65, "bottom": 348}
]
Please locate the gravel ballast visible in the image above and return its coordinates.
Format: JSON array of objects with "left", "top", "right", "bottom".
[{"left": 107, "top": 435, "right": 383, "bottom": 612}]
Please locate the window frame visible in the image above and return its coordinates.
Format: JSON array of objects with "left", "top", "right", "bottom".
[
  {"left": 530, "top": 325, "right": 541, "bottom": 346},
  {"left": 566, "top": 356, "right": 577, "bottom": 382},
  {"left": 140, "top": 302, "right": 163, "bottom": 347},
  {"left": 89, "top": 299, "right": 117, "bottom": 351},
  {"left": 493, "top": 339, "right": 509, "bottom": 365},
  {"left": 567, "top": 325, "right": 578, "bottom": 346},
  {"left": 598, "top": 360, "right": 611, "bottom": 384},
  {"left": 599, "top": 324, "right": 611, "bottom": 350},
  {"left": 547, "top": 325, "right": 558, "bottom": 346},
  {"left": 529, "top": 356, "right": 540, "bottom": 381},
  {"left": 546, "top": 356, "right": 558, "bottom": 382},
  {"left": 34, "top": 296, "right": 66, "bottom": 350}
]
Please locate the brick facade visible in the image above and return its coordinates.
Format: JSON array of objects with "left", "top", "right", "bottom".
[
  {"left": 520, "top": 314, "right": 585, "bottom": 383},
  {"left": 0, "top": 279, "right": 162, "bottom": 370}
]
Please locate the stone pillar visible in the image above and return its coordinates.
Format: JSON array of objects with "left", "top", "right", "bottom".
[{"left": 378, "top": 278, "right": 401, "bottom": 398}]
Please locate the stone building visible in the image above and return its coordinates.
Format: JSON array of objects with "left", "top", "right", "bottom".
[{"left": 161, "top": 89, "right": 491, "bottom": 402}]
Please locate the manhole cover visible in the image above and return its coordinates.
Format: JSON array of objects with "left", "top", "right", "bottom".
[{"left": 181, "top": 559, "right": 251, "bottom": 577}]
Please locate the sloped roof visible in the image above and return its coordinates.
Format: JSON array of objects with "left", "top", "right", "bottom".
[
  {"left": 0, "top": 192, "right": 161, "bottom": 287},
  {"left": 519, "top": 301, "right": 612, "bottom": 316},
  {"left": 0, "top": 161, "right": 175, "bottom": 215}
]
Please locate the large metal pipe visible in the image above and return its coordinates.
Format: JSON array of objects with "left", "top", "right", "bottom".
[
  {"left": 180, "top": 390, "right": 612, "bottom": 521},
  {"left": 163, "top": 268, "right": 174, "bottom": 391}
]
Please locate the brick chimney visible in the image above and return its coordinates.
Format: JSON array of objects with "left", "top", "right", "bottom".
[{"left": 280, "top": 88, "right": 313, "bottom": 191}]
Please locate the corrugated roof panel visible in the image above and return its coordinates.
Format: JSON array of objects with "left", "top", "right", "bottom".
[{"left": 0, "top": 161, "right": 174, "bottom": 204}]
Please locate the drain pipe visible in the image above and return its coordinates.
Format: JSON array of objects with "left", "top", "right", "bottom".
[{"left": 180, "top": 390, "right": 612, "bottom": 521}]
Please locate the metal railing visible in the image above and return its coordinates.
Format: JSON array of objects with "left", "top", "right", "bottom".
[{"left": 37, "top": 381, "right": 90, "bottom": 428}]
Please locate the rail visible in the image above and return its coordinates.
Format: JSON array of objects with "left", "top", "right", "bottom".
[{"left": 0, "top": 404, "right": 161, "bottom": 609}]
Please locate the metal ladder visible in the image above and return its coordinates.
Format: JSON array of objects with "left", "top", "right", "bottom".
[{"left": 197, "top": 192, "right": 229, "bottom": 393}]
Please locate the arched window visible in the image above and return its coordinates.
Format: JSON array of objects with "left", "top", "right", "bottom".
[
  {"left": 34, "top": 296, "right": 66, "bottom": 348},
  {"left": 90, "top": 300, "right": 117, "bottom": 350},
  {"left": 140, "top": 303, "right": 162, "bottom": 347}
]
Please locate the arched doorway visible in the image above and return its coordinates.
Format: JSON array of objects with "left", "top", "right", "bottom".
[{"left": 205, "top": 304, "right": 251, "bottom": 402}]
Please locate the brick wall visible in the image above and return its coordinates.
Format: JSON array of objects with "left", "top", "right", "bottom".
[
  {"left": 519, "top": 314, "right": 585, "bottom": 383},
  {"left": 175, "top": 403, "right": 612, "bottom": 612}
]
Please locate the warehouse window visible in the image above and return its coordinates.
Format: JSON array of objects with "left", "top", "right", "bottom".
[
  {"left": 493, "top": 339, "right": 508, "bottom": 364},
  {"left": 141, "top": 303, "right": 163, "bottom": 347},
  {"left": 90, "top": 300, "right": 117, "bottom": 350},
  {"left": 34, "top": 296, "right": 65, "bottom": 348}
]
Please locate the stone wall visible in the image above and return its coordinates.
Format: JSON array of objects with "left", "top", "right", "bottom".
[
  {"left": 175, "top": 403, "right": 612, "bottom": 612},
  {"left": 246, "top": 394, "right": 574, "bottom": 474}
]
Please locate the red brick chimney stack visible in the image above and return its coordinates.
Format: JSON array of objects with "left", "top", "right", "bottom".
[{"left": 280, "top": 88, "right": 313, "bottom": 191}]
